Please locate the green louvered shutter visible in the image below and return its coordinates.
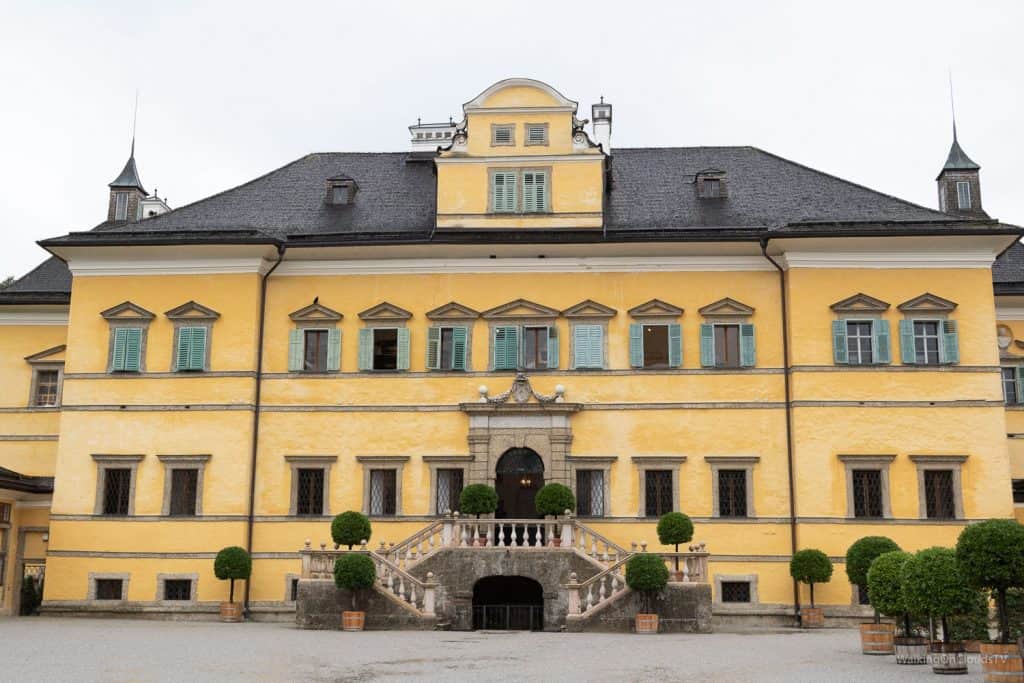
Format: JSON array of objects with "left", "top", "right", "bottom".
[
  {"left": 899, "top": 320, "right": 916, "bottom": 364},
  {"left": 358, "top": 329, "right": 373, "bottom": 370},
  {"left": 628, "top": 324, "right": 644, "bottom": 368},
  {"left": 452, "top": 326, "right": 468, "bottom": 371},
  {"left": 587, "top": 325, "right": 603, "bottom": 368},
  {"left": 397, "top": 328, "right": 411, "bottom": 370},
  {"left": 1016, "top": 368, "right": 1024, "bottom": 405},
  {"left": 326, "top": 328, "right": 341, "bottom": 372},
  {"left": 123, "top": 327, "right": 142, "bottom": 372},
  {"left": 941, "top": 320, "right": 959, "bottom": 365},
  {"left": 573, "top": 324, "right": 603, "bottom": 369},
  {"left": 873, "top": 319, "right": 891, "bottom": 365},
  {"left": 504, "top": 326, "right": 520, "bottom": 369},
  {"left": 112, "top": 328, "right": 128, "bottom": 371},
  {"left": 699, "top": 324, "right": 715, "bottom": 368},
  {"left": 546, "top": 326, "right": 559, "bottom": 369},
  {"left": 832, "top": 320, "right": 848, "bottom": 364},
  {"left": 426, "top": 327, "right": 441, "bottom": 370},
  {"left": 288, "top": 329, "right": 304, "bottom": 371},
  {"left": 523, "top": 171, "right": 547, "bottom": 213},
  {"left": 493, "top": 171, "right": 517, "bottom": 213},
  {"left": 175, "top": 327, "right": 192, "bottom": 371},
  {"left": 739, "top": 323, "right": 756, "bottom": 367},
  {"left": 668, "top": 323, "right": 682, "bottom": 368},
  {"left": 186, "top": 327, "right": 207, "bottom": 371}
]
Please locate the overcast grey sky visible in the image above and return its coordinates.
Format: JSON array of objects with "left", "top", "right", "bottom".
[{"left": 1, "top": 1, "right": 1021, "bottom": 278}]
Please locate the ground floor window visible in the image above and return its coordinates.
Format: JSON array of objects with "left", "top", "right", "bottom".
[
  {"left": 851, "top": 469, "right": 883, "bottom": 518},
  {"left": 1014, "top": 479, "right": 1024, "bottom": 504},
  {"left": 576, "top": 469, "right": 605, "bottom": 517},
  {"left": 296, "top": 468, "right": 325, "bottom": 516},
  {"left": 436, "top": 468, "right": 464, "bottom": 515},
  {"left": 717, "top": 469, "right": 747, "bottom": 517},
  {"left": 369, "top": 469, "right": 397, "bottom": 516},
  {"left": 923, "top": 469, "right": 956, "bottom": 519},
  {"left": 644, "top": 470, "right": 673, "bottom": 517},
  {"left": 94, "top": 578, "right": 125, "bottom": 600},
  {"left": 720, "top": 581, "right": 751, "bottom": 603},
  {"left": 163, "top": 579, "right": 192, "bottom": 601}
]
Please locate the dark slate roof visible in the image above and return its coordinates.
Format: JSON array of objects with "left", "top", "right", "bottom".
[
  {"left": 0, "top": 257, "right": 71, "bottom": 304},
  {"left": 0, "top": 467, "right": 54, "bottom": 495},
  {"left": 109, "top": 153, "right": 146, "bottom": 193},
  {"left": 940, "top": 137, "right": 981, "bottom": 175},
  {"left": 994, "top": 240, "right": 1024, "bottom": 294}
]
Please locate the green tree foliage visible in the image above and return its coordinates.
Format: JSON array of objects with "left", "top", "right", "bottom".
[
  {"left": 846, "top": 536, "right": 901, "bottom": 623},
  {"left": 789, "top": 549, "right": 833, "bottom": 607},
  {"left": 331, "top": 511, "right": 372, "bottom": 550},
  {"left": 955, "top": 519, "right": 1024, "bottom": 643},
  {"left": 214, "top": 546, "right": 252, "bottom": 603},
  {"left": 334, "top": 553, "right": 377, "bottom": 610},
  {"left": 867, "top": 550, "right": 916, "bottom": 636},
  {"left": 534, "top": 483, "right": 576, "bottom": 517},
  {"left": 19, "top": 575, "right": 42, "bottom": 616},
  {"left": 901, "top": 547, "right": 980, "bottom": 643},
  {"left": 0, "top": 276, "right": 13, "bottom": 290},
  {"left": 459, "top": 484, "right": 498, "bottom": 518},
  {"left": 625, "top": 553, "right": 669, "bottom": 614},
  {"left": 656, "top": 512, "right": 694, "bottom": 551}
]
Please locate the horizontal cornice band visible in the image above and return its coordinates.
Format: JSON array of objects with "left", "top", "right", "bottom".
[
  {"left": 66, "top": 257, "right": 276, "bottom": 277},
  {"left": 0, "top": 311, "right": 69, "bottom": 325},
  {"left": 776, "top": 250, "right": 998, "bottom": 269}
]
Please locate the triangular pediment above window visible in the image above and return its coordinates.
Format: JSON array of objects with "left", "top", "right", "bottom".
[
  {"left": 165, "top": 300, "right": 222, "bottom": 321},
  {"left": 24, "top": 344, "right": 66, "bottom": 364},
  {"left": 358, "top": 302, "right": 413, "bottom": 321},
  {"left": 627, "top": 299, "right": 684, "bottom": 318},
  {"left": 897, "top": 292, "right": 958, "bottom": 313},
  {"left": 100, "top": 301, "right": 155, "bottom": 321},
  {"left": 561, "top": 299, "right": 617, "bottom": 319},
  {"left": 829, "top": 293, "right": 891, "bottom": 313},
  {"left": 289, "top": 302, "right": 343, "bottom": 322},
  {"left": 698, "top": 297, "right": 755, "bottom": 317},
  {"left": 481, "top": 299, "right": 560, "bottom": 320},
  {"left": 426, "top": 301, "right": 481, "bottom": 321}
]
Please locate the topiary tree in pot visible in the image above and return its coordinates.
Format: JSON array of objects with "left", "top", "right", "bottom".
[
  {"left": 214, "top": 546, "right": 252, "bottom": 622},
  {"left": 790, "top": 548, "right": 833, "bottom": 628},
  {"left": 846, "top": 536, "right": 901, "bottom": 654},
  {"left": 656, "top": 512, "right": 694, "bottom": 581},
  {"left": 535, "top": 483, "right": 575, "bottom": 546},
  {"left": 625, "top": 552, "right": 669, "bottom": 634},
  {"left": 868, "top": 550, "right": 927, "bottom": 665},
  {"left": 334, "top": 553, "right": 377, "bottom": 632},
  {"left": 459, "top": 484, "right": 498, "bottom": 546},
  {"left": 331, "top": 511, "right": 372, "bottom": 550},
  {"left": 900, "top": 546, "right": 979, "bottom": 674}
]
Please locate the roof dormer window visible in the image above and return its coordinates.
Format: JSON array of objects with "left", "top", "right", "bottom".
[
  {"left": 491, "top": 124, "right": 514, "bottom": 146},
  {"left": 695, "top": 169, "right": 727, "bottom": 199},
  {"left": 325, "top": 177, "right": 357, "bottom": 205},
  {"left": 525, "top": 123, "right": 549, "bottom": 146}
]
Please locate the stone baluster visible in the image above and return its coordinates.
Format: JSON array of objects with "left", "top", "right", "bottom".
[
  {"left": 590, "top": 536, "right": 597, "bottom": 558},
  {"left": 566, "top": 572, "right": 581, "bottom": 615},
  {"left": 496, "top": 522, "right": 505, "bottom": 547},
  {"left": 601, "top": 543, "right": 609, "bottom": 563},
  {"left": 585, "top": 583, "right": 594, "bottom": 610},
  {"left": 532, "top": 523, "right": 542, "bottom": 547},
  {"left": 630, "top": 541, "right": 637, "bottom": 553},
  {"left": 409, "top": 582, "right": 417, "bottom": 606},
  {"left": 598, "top": 576, "right": 607, "bottom": 602},
  {"left": 398, "top": 575, "right": 406, "bottom": 601},
  {"left": 485, "top": 525, "right": 493, "bottom": 547},
  {"left": 423, "top": 572, "right": 437, "bottom": 616},
  {"left": 460, "top": 523, "right": 468, "bottom": 547},
  {"left": 640, "top": 541, "right": 647, "bottom": 552},
  {"left": 441, "top": 513, "right": 453, "bottom": 547},
  {"left": 682, "top": 556, "right": 690, "bottom": 583},
  {"left": 561, "top": 517, "right": 574, "bottom": 548}
]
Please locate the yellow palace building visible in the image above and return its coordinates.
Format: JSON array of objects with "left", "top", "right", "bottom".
[{"left": 1, "top": 78, "right": 1022, "bottom": 625}]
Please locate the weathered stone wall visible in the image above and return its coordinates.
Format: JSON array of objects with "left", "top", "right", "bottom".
[
  {"left": 565, "top": 583, "right": 713, "bottom": 633},
  {"left": 295, "top": 579, "right": 436, "bottom": 630}
]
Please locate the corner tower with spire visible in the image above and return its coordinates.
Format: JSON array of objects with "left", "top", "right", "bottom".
[
  {"left": 106, "top": 140, "right": 170, "bottom": 223},
  {"left": 936, "top": 122, "right": 986, "bottom": 218}
]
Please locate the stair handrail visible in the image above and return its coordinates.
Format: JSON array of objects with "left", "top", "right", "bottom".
[
  {"left": 570, "top": 519, "right": 631, "bottom": 560},
  {"left": 378, "top": 518, "right": 445, "bottom": 568}
]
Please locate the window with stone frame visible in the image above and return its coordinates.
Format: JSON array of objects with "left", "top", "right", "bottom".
[
  {"left": 369, "top": 469, "right": 397, "bottom": 516},
  {"left": 101, "top": 468, "right": 132, "bottom": 516},
  {"left": 0, "top": 502, "right": 9, "bottom": 523},
  {"left": 717, "top": 469, "right": 748, "bottom": 517},
  {"left": 913, "top": 320, "right": 942, "bottom": 365},
  {"left": 95, "top": 578, "right": 124, "bottom": 600},
  {"left": 923, "top": 469, "right": 956, "bottom": 519},
  {"left": 845, "top": 321, "right": 874, "bottom": 365},
  {"left": 32, "top": 368, "right": 61, "bottom": 407},
  {"left": 720, "top": 581, "right": 751, "bottom": 603},
  {"left": 576, "top": 469, "right": 605, "bottom": 517},
  {"left": 163, "top": 579, "right": 192, "bottom": 601},
  {"left": 644, "top": 470, "right": 673, "bottom": 517},
  {"left": 851, "top": 469, "right": 884, "bottom": 518},
  {"left": 436, "top": 468, "right": 464, "bottom": 515},
  {"left": 1003, "top": 367, "right": 1021, "bottom": 405},
  {"left": 303, "top": 329, "right": 329, "bottom": 372},
  {"left": 295, "top": 468, "right": 325, "bottom": 516},
  {"left": 168, "top": 468, "right": 199, "bottom": 517},
  {"left": 1013, "top": 479, "right": 1024, "bottom": 504},
  {"left": 713, "top": 325, "right": 742, "bottom": 368}
]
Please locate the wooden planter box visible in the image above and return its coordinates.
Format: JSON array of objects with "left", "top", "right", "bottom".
[
  {"left": 860, "top": 622, "right": 895, "bottom": 655},
  {"left": 979, "top": 642, "right": 1024, "bottom": 682}
]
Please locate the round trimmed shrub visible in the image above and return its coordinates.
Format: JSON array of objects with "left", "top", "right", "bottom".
[
  {"left": 789, "top": 548, "right": 833, "bottom": 607},
  {"left": 534, "top": 483, "right": 575, "bottom": 517},
  {"left": 334, "top": 553, "right": 377, "bottom": 611},
  {"left": 846, "top": 536, "right": 901, "bottom": 588},
  {"left": 331, "top": 511, "right": 372, "bottom": 550},
  {"left": 459, "top": 484, "right": 498, "bottom": 518},
  {"left": 901, "top": 546, "right": 980, "bottom": 643},
  {"left": 867, "top": 550, "right": 914, "bottom": 634},
  {"left": 956, "top": 518, "right": 1024, "bottom": 643},
  {"left": 214, "top": 546, "right": 252, "bottom": 603},
  {"left": 656, "top": 512, "right": 694, "bottom": 552},
  {"left": 625, "top": 553, "right": 669, "bottom": 614}
]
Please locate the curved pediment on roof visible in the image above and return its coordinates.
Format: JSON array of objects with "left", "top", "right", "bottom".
[{"left": 464, "top": 78, "right": 578, "bottom": 113}]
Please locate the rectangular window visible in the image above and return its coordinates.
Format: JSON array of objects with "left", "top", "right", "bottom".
[
  {"left": 644, "top": 470, "right": 673, "bottom": 517},
  {"left": 956, "top": 181, "right": 971, "bottom": 210},
  {"left": 168, "top": 469, "right": 199, "bottom": 517},
  {"left": 525, "top": 124, "right": 548, "bottom": 145},
  {"left": 295, "top": 468, "right": 325, "bottom": 516},
  {"left": 704, "top": 178, "right": 721, "bottom": 198},
  {"left": 303, "top": 329, "right": 329, "bottom": 372},
  {"left": 572, "top": 324, "right": 604, "bottom": 369},
  {"left": 174, "top": 327, "right": 207, "bottom": 372},
  {"left": 642, "top": 325, "right": 670, "bottom": 368},
  {"left": 522, "top": 326, "right": 550, "bottom": 370},
  {"left": 95, "top": 578, "right": 124, "bottom": 600},
  {"left": 428, "top": 326, "right": 468, "bottom": 371},
  {"left": 111, "top": 327, "right": 143, "bottom": 372},
  {"left": 0, "top": 502, "right": 10, "bottom": 523},
  {"left": 114, "top": 192, "right": 128, "bottom": 220},
  {"left": 913, "top": 321, "right": 941, "bottom": 365},
  {"left": 493, "top": 326, "right": 520, "bottom": 371},
  {"left": 436, "top": 468, "right": 464, "bottom": 515},
  {"left": 101, "top": 468, "right": 132, "bottom": 516},
  {"left": 290, "top": 577, "right": 300, "bottom": 602},
  {"left": 491, "top": 125, "right": 514, "bottom": 146},
  {"left": 713, "top": 325, "right": 741, "bottom": 368},
  {"left": 717, "top": 469, "right": 748, "bottom": 518},
  {"left": 372, "top": 328, "right": 399, "bottom": 370},
  {"left": 846, "top": 321, "right": 874, "bottom": 365},
  {"left": 522, "top": 171, "right": 548, "bottom": 212},
  {"left": 924, "top": 469, "right": 956, "bottom": 519},
  {"left": 369, "top": 469, "right": 397, "bottom": 516},
  {"left": 576, "top": 470, "right": 605, "bottom": 517},
  {"left": 720, "top": 581, "right": 751, "bottom": 603},
  {"left": 1013, "top": 479, "right": 1024, "bottom": 504},
  {"left": 492, "top": 171, "right": 517, "bottom": 212},
  {"left": 33, "top": 369, "right": 60, "bottom": 406},
  {"left": 163, "top": 579, "right": 192, "bottom": 601},
  {"left": 1004, "top": 368, "right": 1019, "bottom": 404},
  {"left": 852, "top": 469, "right": 884, "bottom": 518}
]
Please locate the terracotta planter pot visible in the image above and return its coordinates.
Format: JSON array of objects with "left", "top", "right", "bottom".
[
  {"left": 635, "top": 613, "right": 659, "bottom": 634},
  {"left": 860, "top": 622, "right": 895, "bottom": 655},
  {"left": 801, "top": 607, "right": 824, "bottom": 629},
  {"left": 551, "top": 537, "right": 562, "bottom": 547},
  {"left": 928, "top": 641, "right": 968, "bottom": 676},
  {"left": 979, "top": 642, "right": 1024, "bottom": 682},
  {"left": 342, "top": 611, "right": 366, "bottom": 632},
  {"left": 894, "top": 636, "right": 929, "bottom": 665},
  {"left": 219, "top": 601, "right": 243, "bottom": 623},
  {"left": 669, "top": 571, "right": 685, "bottom": 582}
]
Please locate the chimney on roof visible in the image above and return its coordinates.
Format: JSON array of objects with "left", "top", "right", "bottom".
[{"left": 592, "top": 96, "right": 612, "bottom": 155}]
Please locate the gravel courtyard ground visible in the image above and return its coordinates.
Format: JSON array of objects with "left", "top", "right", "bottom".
[{"left": 0, "top": 618, "right": 987, "bottom": 682}]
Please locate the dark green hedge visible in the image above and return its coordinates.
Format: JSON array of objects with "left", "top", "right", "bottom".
[
  {"left": 332, "top": 511, "right": 372, "bottom": 550},
  {"left": 625, "top": 553, "right": 669, "bottom": 592},
  {"left": 460, "top": 484, "right": 498, "bottom": 518},
  {"left": 214, "top": 546, "right": 252, "bottom": 581},
  {"left": 535, "top": 483, "right": 575, "bottom": 517},
  {"left": 790, "top": 549, "right": 833, "bottom": 585},
  {"left": 846, "top": 536, "right": 900, "bottom": 588},
  {"left": 333, "top": 553, "right": 377, "bottom": 592},
  {"left": 656, "top": 512, "right": 694, "bottom": 548},
  {"left": 901, "top": 547, "right": 979, "bottom": 624}
]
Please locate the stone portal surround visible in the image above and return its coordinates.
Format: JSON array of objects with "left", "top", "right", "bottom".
[{"left": 463, "top": 407, "right": 580, "bottom": 486}]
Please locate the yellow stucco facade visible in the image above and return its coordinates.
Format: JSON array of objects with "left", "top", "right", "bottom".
[{"left": 1, "top": 77, "right": 1020, "bottom": 621}]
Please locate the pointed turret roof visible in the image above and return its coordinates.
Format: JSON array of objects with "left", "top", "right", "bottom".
[
  {"left": 938, "top": 131, "right": 980, "bottom": 179},
  {"left": 108, "top": 141, "right": 147, "bottom": 193}
]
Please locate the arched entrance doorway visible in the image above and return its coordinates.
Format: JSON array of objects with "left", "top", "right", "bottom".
[
  {"left": 495, "top": 447, "right": 544, "bottom": 519},
  {"left": 472, "top": 576, "right": 544, "bottom": 630}
]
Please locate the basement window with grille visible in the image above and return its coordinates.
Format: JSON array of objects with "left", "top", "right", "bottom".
[
  {"left": 163, "top": 579, "right": 193, "bottom": 601},
  {"left": 94, "top": 578, "right": 124, "bottom": 600},
  {"left": 720, "top": 581, "right": 751, "bottom": 603}
]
